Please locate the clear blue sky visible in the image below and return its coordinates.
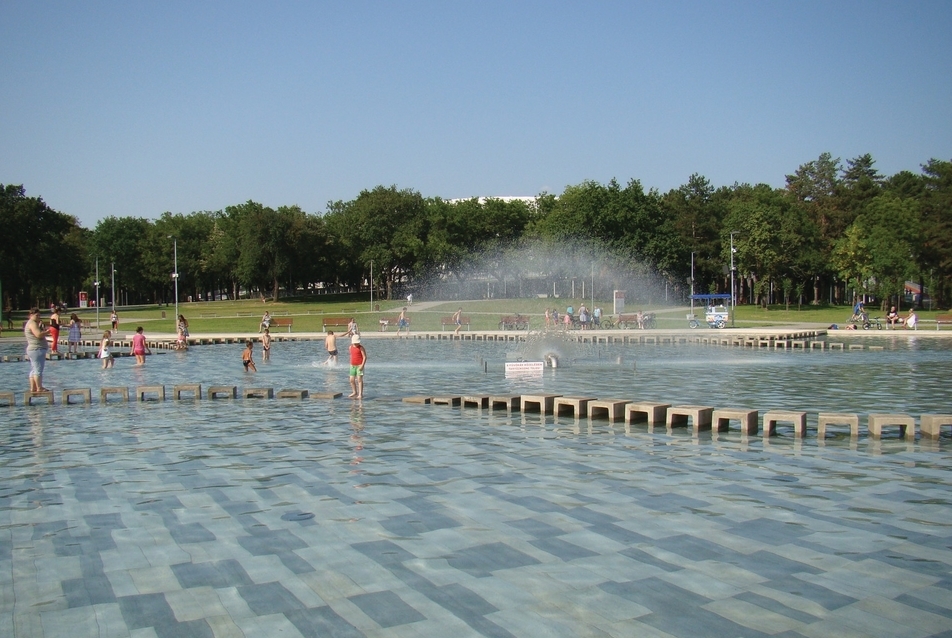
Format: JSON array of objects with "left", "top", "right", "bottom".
[{"left": 2, "top": 1, "right": 950, "bottom": 228}]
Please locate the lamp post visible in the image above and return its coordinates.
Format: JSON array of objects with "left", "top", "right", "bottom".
[
  {"left": 730, "top": 231, "right": 739, "bottom": 328},
  {"left": 111, "top": 262, "right": 116, "bottom": 312},
  {"left": 94, "top": 258, "right": 100, "bottom": 329},
  {"left": 169, "top": 236, "right": 179, "bottom": 332}
]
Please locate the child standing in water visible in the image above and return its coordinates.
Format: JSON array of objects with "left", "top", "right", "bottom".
[
  {"left": 99, "top": 330, "right": 114, "bottom": 369},
  {"left": 261, "top": 328, "right": 271, "bottom": 361},
  {"left": 242, "top": 341, "right": 257, "bottom": 372},
  {"left": 130, "top": 326, "right": 150, "bottom": 365},
  {"left": 67, "top": 313, "right": 82, "bottom": 354}
]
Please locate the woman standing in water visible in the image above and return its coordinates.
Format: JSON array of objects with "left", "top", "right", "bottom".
[
  {"left": 24, "top": 308, "right": 50, "bottom": 392},
  {"left": 48, "top": 307, "right": 61, "bottom": 353}
]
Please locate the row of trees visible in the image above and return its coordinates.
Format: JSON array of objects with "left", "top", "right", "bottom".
[{"left": 2, "top": 153, "right": 951, "bottom": 313}]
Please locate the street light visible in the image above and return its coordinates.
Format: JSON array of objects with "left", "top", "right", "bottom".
[
  {"left": 94, "top": 257, "right": 100, "bottom": 329},
  {"left": 730, "top": 231, "right": 739, "bottom": 328},
  {"left": 111, "top": 262, "right": 116, "bottom": 312},
  {"left": 169, "top": 236, "right": 179, "bottom": 332}
]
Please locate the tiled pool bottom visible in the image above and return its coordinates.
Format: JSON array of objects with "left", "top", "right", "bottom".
[{"left": 2, "top": 399, "right": 950, "bottom": 638}]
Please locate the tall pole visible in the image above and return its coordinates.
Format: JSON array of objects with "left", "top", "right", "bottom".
[
  {"left": 171, "top": 237, "right": 179, "bottom": 332},
  {"left": 95, "top": 258, "right": 100, "bottom": 329},
  {"left": 111, "top": 262, "right": 116, "bottom": 311},
  {"left": 370, "top": 260, "right": 373, "bottom": 311},
  {"left": 730, "top": 231, "right": 738, "bottom": 328},
  {"left": 690, "top": 252, "right": 695, "bottom": 316}
]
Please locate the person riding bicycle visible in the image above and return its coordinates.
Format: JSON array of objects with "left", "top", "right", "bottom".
[{"left": 850, "top": 300, "right": 865, "bottom": 323}]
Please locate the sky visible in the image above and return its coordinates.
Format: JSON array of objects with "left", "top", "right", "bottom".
[{"left": 2, "top": 1, "right": 951, "bottom": 229}]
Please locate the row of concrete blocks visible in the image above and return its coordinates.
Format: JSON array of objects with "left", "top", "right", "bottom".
[
  {"left": 0, "top": 351, "right": 164, "bottom": 363},
  {"left": 0, "top": 385, "right": 342, "bottom": 405},
  {"left": 403, "top": 394, "right": 952, "bottom": 441}
]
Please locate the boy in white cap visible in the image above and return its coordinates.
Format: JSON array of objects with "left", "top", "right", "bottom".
[{"left": 348, "top": 334, "right": 367, "bottom": 398}]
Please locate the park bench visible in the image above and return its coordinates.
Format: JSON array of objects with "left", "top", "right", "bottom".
[
  {"left": 270, "top": 317, "right": 293, "bottom": 332},
  {"left": 935, "top": 314, "right": 952, "bottom": 330},
  {"left": 616, "top": 314, "right": 642, "bottom": 329},
  {"left": 322, "top": 317, "right": 353, "bottom": 332},
  {"left": 441, "top": 316, "right": 470, "bottom": 330},
  {"left": 498, "top": 314, "right": 529, "bottom": 330}
]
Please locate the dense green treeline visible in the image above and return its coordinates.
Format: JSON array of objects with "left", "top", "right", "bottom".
[{"left": 2, "top": 153, "right": 952, "bottom": 315}]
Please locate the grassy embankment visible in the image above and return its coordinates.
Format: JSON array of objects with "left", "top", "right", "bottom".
[{"left": 3, "top": 296, "right": 943, "bottom": 337}]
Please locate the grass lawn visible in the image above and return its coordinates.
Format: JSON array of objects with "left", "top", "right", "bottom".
[{"left": 0, "top": 296, "right": 944, "bottom": 336}]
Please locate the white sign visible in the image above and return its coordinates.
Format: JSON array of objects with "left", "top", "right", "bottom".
[
  {"left": 505, "top": 361, "right": 544, "bottom": 379},
  {"left": 613, "top": 290, "right": 625, "bottom": 314}
]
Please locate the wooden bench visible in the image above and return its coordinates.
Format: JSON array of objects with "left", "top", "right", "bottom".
[
  {"left": 616, "top": 314, "right": 642, "bottom": 329},
  {"left": 935, "top": 314, "right": 952, "bottom": 330},
  {"left": 498, "top": 315, "right": 528, "bottom": 330},
  {"left": 270, "top": 317, "right": 293, "bottom": 332},
  {"left": 441, "top": 316, "right": 471, "bottom": 330},
  {"left": 322, "top": 317, "right": 353, "bottom": 332}
]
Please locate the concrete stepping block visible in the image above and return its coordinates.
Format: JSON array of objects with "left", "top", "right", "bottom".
[
  {"left": 588, "top": 399, "right": 629, "bottom": 422},
  {"left": 243, "top": 387, "right": 274, "bottom": 399},
  {"left": 63, "top": 388, "right": 92, "bottom": 405},
  {"left": 101, "top": 387, "right": 130, "bottom": 403},
  {"left": 137, "top": 385, "right": 166, "bottom": 402},
  {"left": 489, "top": 395, "right": 521, "bottom": 411},
  {"left": 173, "top": 384, "right": 202, "bottom": 400},
  {"left": 311, "top": 392, "right": 343, "bottom": 400},
  {"left": 277, "top": 389, "right": 309, "bottom": 399},
  {"left": 868, "top": 413, "right": 915, "bottom": 441},
  {"left": 625, "top": 402, "right": 670, "bottom": 426},
  {"left": 554, "top": 396, "right": 594, "bottom": 418},
  {"left": 432, "top": 396, "right": 461, "bottom": 407},
  {"left": 208, "top": 385, "right": 237, "bottom": 399},
  {"left": 462, "top": 395, "right": 490, "bottom": 408},
  {"left": 763, "top": 410, "right": 807, "bottom": 437},
  {"left": 402, "top": 396, "right": 432, "bottom": 404},
  {"left": 817, "top": 412, "right": 859, "bottom": 438},
  {"left": 27, "top": 390, "right": 54, "bottom": 405},
  {"left": 920, "top": 414, "right": 952, "bottom": 440},
  {"left": 712, "top": 408, "right": 759, "bottom": 434},
  {"left": 0, "top": 391, "right": 15, "bottom": 406},
  {"left": 666, "top": 405, "right": 714, "bottom": 431},
  {"left": 521, "top": 394, "right": 562, "bottom": 414}
]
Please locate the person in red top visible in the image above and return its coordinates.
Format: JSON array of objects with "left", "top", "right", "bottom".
[
  {"left": 130, "top": 326, "right": 151, "bottom": 366},
  {"left": 348, "top": 334, "right": 367, "bottom": 399}
]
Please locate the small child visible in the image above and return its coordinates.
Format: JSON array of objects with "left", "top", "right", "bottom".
[
  {"left": 242, "top": 341, "right": 257, "bottom": 372},
  {"left": 175, "top": 328, "right": 187, "bottom": 350},
  {"left": 99, "top": 330, "right": 114, "bottom": 369},
  {"left": 261, "top": 328, "right": 271, "bottom": 361}
]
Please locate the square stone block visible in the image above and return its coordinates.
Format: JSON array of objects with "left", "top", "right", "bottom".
[
  {"left": 625, "top": 402, "right": 670, "bottom": 426},
  {"left": 462, "top": 395, "right": 490, "bottom": 409},
  {"left": 432, "top": 396, "right": 461, "bottom": 406},
  {"left": 666, "top": 405, "right": 714, "bottom": 431},
  {"left": 763, "top": 411, "right": 807, "bottom": 437},
  {"left": 920, "top": 414, "right": 952, "bottom": 439},
  {"left": 26, "top": 390, "right": 54, "bottom": 406},
  {"left": 553, "top": 396, "right": 594, "bottom": 418},
  {"left": 817, "top": 412, "right": 859, "bottom": 438},
  {"left": 588, "top": 399, "right": 629, "bottom": 422},
  {"left": 63, "top": 388, "right": 92, "bottom": 405},
  {"left": 243, "top": 387, "right": 274, "bottom": 399},
  {"left": 0, "top": 391, "right": 15, "bottom": 407},
  {"left": 137, "top": 385, "right": 166, "bottom": 402},
  {"left": 402, "top": 396, "right": 431, "bottom": 404},
  {"left": 208, "top": 386, "right": 237, "bottom": 399},
  {"left": 489, "top": 395, "right": 521, "bottom": 411},
  {"left": 521, "top": 394, "right": 562, "bottom": 414},
  {"left": 173, "top": 384, "right": 202, "bottom": 400},
  {"left": 100, "top": 387, "right": 130, "bottom": 403},
  {"left": 712, "top": 408, "right": 759, "bottom": 434},
  {"left": 277, "top": 389, "right": 309, "bottom": 399},
  {"left": 868, "top": 413, "right": 915, "bottom": 441}
]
